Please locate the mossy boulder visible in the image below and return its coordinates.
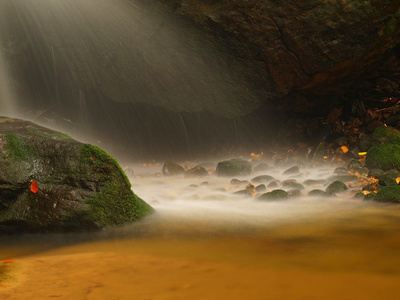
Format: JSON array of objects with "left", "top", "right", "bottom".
[
  {"left": 325, "top": 181, "right": 348, "bottom": 194},
  {"left": 257, "top": 189, "right": 288, "bottom": 201},
  {"left": 216, "top": 159, "right": 252, "bottom": 177},
  {"left": 365, "top": 144, "right": 400, "bottom": 170},
  {"left": 251, "top": 175, "right": 275, "bottom": 184},
  {"left": 366, "top": 186, "right": 400, "bottom": 203},
  {"left": 379, "top": 174, "right": 398, "bottom": 186},
  {"left": 372, "top": 126, "right": 400, "bottom": 146},
  {"left": 282, "top": 182, "right": 305, "bottom": 191},
  {"left": 0, "top": 117, "right": 153, "bottom": 233},
  {"left": 308, "top": 189, "right": 327, "bottom": 197}
]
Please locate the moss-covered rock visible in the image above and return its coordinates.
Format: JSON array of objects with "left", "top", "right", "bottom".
[
  {"left": 325, "top": 181, "right": 348, "bottom": 194},
  {"left": 282, "top": 182, "right": 305, "bottom": 191},
  {"left": 368, "top": 186, "right": 400, "bottom": 203},
  {"left": 372, "top": 126, "right": 400, "bottom": 146},
  {"left": 257, "top": 189, "right": 288, "bottom": 201},
  {"left": 368, "top": 168, "right": 384, "bottom": 178},
  {"left": 365, "top": 144, "right": 400, "bottom": 170},
  {"left": 308, "top": 189, "right": 327, "bottom": 197},
  {"left": 216, "top": 159, "right": 252, "bottom": 177},
  {"left": 0, "top": 117, "right": 153, "bottom": 233},
  {"left": 379, "top": 174, "right": 398, "bottom": 186},
  {"left": 251, "top": 175, "right": 275, "bottom": 184}
]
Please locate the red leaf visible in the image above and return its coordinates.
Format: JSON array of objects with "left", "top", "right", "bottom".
[{"left": 30, "top": 181, "right": 39, "bottom": 193}]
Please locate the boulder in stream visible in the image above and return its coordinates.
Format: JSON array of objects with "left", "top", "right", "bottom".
[{"left": 0, "top": 117, "right": 153, "bottom": 233}]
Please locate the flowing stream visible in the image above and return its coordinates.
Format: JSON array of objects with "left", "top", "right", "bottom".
[{"left": 1, "top": 161, "right": 400, "bottom": 299}]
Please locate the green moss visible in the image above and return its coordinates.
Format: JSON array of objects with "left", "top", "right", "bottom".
[
  {"left": 4, "top": 133, "right": 36, "bottom": 161},
  {"left": 365, "top": 144, "right": 400, "bottom": 170},
  {"left": 372, "top": 186, "right": 400, "bottom": 203},
  {"left": 372, "top": 126, "right": 400, "bottom": 146},
  {"left": 80, "top": 144, "right": 130, "bottom": 185},
  {"left": 325, "top": 181, "right": 348, "bottom": 194},
  {"left": 257, "top": 189, "right": 288, "bottom": 201},
  {"left": 86, "top": 182, "right": 153, "bottom": 228},
  {"left": 27, "top": 127, "right": 71, "bottom": 139}
]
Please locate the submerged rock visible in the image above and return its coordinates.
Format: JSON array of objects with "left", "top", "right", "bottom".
[
  {"left": 0, "top": 117, "right": 153, "bottom": 233},
  {"left": 325, "top": 181, "right": 348, "bottom": 194},
  {"left": 257, "top": 189, "right": 288, "bottom": 201},
  {"left": 282, "top": 166, "right": 300, "bottom": 175},
  {"left": 365, "top": 186, "right": 400, "bottom": 203},
  {"left": 216, "top": 159, "right": 252, "bottom": 177},
  {"left": 184, "top": 166, "right": 209, "bottom": 178},
  {"left": 162, "top": 161, "right": 185, "bottom": 176}
]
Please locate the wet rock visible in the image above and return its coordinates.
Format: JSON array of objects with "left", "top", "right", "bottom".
[
  {"left": 365, "top": 144, "right": 400, "bottom": 170},
  {"left": 368, "top": 168, "right": 384, "bottom": 178},
  {"left": 231, "top": 179, "right": 250, "bottom": 185},
  {"left": 386, "top": 169, "right": 400, "bottom": 179},
  {"left": 367, "top": 186, "right": 400, "bottom": 203},
  {"left": 162, "top": 161, "right": 185, "bottom": 176},
  {"left": 353, "top": 192, "right": 365, "bottom": 199},
  {"left": 325, "top": 181, "right": 348, "bottom": 194},
  {"left": 378, "top": 174, "right": 398, "bottom": 186},
  {"left": 255, "top": 184, "right": 266, "bottom": 193},
  {"left": 184, "top": 166, "right": 209, "bottom": 178},
  {"left": 333, "top": 167, "right": 348, "bottom": 175},
  {"left": 372, "top": 126, "right": 400, "bottom": 146},
  {"left": 288, "top": 189, "right": 301, "bottom": 198},
  {"left": 358, "top": 135, "right": 373, "bottom": 152},
  {"left": 216, "top": 159, "right": 252, "bottom": 177},
  {"left": 282, "top": 166, "right": 300, "bottom": 175},
  {"left": 253, "top": 163, "right": 270, "bottom": 173},
  {"left": 347, "top": 159, "right": 363, "bottom": 173},
  {"left": 0, "top": 117, "right": 153, "bottom": 233},
  {"left": 282, "top": 182, "right": 305, "bottom": 191},
  {"left": 303, "top": 179, "right": 326, "bottom": 186},
  {"left": 251, "top": 175, "right": 275, "bottom": 184},
  {"left": 257, "top": 189, "right": 288, "bottom": 201},
  {"left": 267, "top": 181, "right": 279, "bottom": 188},
  {"left": 308, "top": 189, "right": 327, "bottom": 197}
]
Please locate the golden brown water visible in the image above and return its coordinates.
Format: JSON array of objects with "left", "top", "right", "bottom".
[
  {"left": 2, "top": 164, "right": 400, "bottom": 299},
  {"left": 2, "top": 203, "right": 400, "bottom": 299}
]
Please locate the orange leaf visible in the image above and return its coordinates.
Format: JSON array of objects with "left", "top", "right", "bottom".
[
  {"left": 341, "top": 146, "right": 349, "bottom": 153},
  {"left": 30, "top": 181, "right": 39, "bottom": 193},
  {"left": 2, "top": 259, "right": 13, "bottom": 263}
]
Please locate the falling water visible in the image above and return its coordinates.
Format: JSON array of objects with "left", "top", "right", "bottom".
[
  {"left": 0, "top": 43, "right": 16, "bottom": 117},
  {"left": 0, "top": 0, "right": 275, "bottom": 159}
]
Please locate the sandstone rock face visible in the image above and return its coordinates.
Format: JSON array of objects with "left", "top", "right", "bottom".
[
  {"left": 161, "top": 0, "right": 400, "bottom": 111},
  {"left": 0, "top": 117, "right": 153, "bottom": 233}
]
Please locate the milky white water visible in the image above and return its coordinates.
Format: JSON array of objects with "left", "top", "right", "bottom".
[{"left": 2, "top": 159, "right": 400, "bottom": 299}]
